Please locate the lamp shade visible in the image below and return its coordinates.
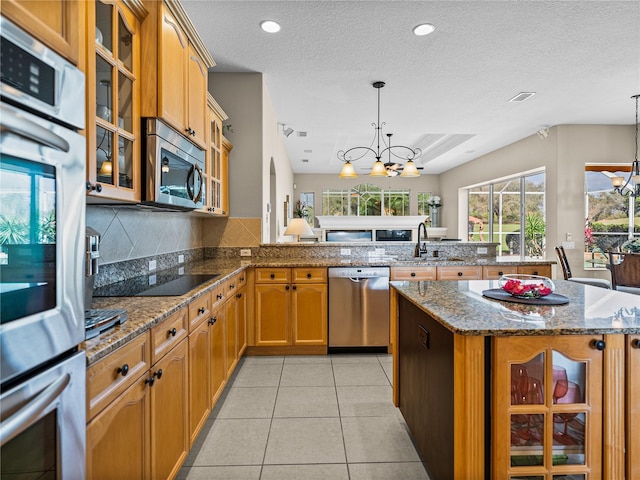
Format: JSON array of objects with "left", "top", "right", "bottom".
[
  {"left": 339, "top": 161, "right": 357, "bottom": 178},
  {"left": 400, "top": 160, "right": 420, "bottom": 177},
  {"left": 284, "top": 218, "right": 314, "bottom": 241},
  {"left": 369, "top": 160, "right": 387, "bottom": 177}
]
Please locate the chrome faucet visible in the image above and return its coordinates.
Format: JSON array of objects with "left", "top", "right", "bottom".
[{"left": 415, "top": 223, "right": 428, "bottom": 257}]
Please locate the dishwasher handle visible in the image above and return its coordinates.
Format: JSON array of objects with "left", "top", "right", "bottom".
[{"left": 348, "top": 277, "right": 365, "bottom": 283}]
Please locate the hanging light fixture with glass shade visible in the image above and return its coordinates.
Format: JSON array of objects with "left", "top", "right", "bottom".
[
  {"left": 611, "top": 94, "right": 640, "bottom": 197},
  {"left": 338, "top": 81, "right": 422, "bottom": 178}
]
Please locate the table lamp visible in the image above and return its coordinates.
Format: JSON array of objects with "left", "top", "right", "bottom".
[{"left": 284, "top": 218, "right": 313, "bottom": 242}]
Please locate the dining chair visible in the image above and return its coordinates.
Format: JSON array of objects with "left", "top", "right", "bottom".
[
  {"left": 608, "top": 252, "right": 640, "bottom": 295},
  {"left": 554, "top": 246, "right": 611, "bottom": 289}
]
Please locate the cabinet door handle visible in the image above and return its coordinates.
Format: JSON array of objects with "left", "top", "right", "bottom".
[
  {"left": 168, "top": 327, "right": 177, "bottom": 337},
  {"left": 198, "top": 307, "right": 205, "bottom": 315},
  {"left": 236, "top": 293, "right": 242, "bottom": 299},
  {"left": 117, "top": 364, "right": 129, "bottom": 377},
  {"left": 217, "top": 293, "right": 223, "bottom": 300},
  {"left": 631, "top": 339, "right": 640, "bottom": 349},
  {"left": 285, "top": 285, "right": 290, "bottom": 290},
  {"left": 292, "top": 285, "right": 297, "bottom": 290},
  {"left": 155, "top": 369, "right": 163, "bottom": 380},
  {"left": 145, "top": 375, "right": 155, "bottom": 387},
  {"left": 591, "top": 339, "right": 606, "bottom": 350},
  {"left": 411, "top": 272, "right": 416, "bottom": 277},
  {"left": 209, "top": 316, "right": 217, "bottom": 325}
]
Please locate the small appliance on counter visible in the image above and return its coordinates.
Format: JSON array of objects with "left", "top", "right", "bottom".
[{"left": 84, "top": 227, "right": 126, "bottom": 339}]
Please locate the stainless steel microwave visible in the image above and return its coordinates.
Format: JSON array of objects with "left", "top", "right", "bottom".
[{"left": 143, "top": 118, "right": 205, "bottom": 210}]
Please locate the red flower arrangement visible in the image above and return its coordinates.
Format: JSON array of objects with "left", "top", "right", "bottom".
[{"left": 499, "top": 275, "right": 555, "bottom": 299}]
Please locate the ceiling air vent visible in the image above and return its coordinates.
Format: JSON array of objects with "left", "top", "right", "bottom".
[
  {"left": 508, "top": 92, "right": 536, "bottom": 103},
  {"left": 297, "top": 131, "right": 308, "bottom": 137}
]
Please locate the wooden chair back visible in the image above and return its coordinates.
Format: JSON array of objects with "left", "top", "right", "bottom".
[
  {"left": 609, "top": 252, "right": 640, "bottom": 289},
  {"left": 555, "top": 246, "right": 572, "bottom": 280}
]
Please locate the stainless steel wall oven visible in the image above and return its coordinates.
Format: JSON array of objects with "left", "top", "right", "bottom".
[{"left": 1, "top": 16, "right": 86, "bottom": 479}]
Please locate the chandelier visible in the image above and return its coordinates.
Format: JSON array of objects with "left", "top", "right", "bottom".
[
  {"left": 338, "top": 81, "right": 422, "bottom": 178},
  {"left": 611, "top": 94, "right": 640, "bottom": 197}
]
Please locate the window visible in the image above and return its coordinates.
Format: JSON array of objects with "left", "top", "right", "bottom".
[
  {"left": 417, "top": 192, "right": 432, "bottom": 216},
  {"left": 467, "top": 171, "right": 546, "bottom": 259},
  {"left": 322, "top": 184, "right": 410, "bottom": 216},
  {"left": 584, "top": 165, "right": 639, "bottom": 269}
]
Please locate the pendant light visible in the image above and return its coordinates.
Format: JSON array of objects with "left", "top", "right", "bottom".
[
  {"left": 337, "top": 81, "right": 421, "bottom": 178},
  {"left": 611, "top": 94, "right": 640, "bottom": 197}
]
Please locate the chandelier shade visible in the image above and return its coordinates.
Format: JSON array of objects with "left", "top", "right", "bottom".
[
  {"left": 611, "top": 94, "right": 640, "bottom": 197},
  {"left": 337, "top": 81, "right": 422, "bottom": 178}
]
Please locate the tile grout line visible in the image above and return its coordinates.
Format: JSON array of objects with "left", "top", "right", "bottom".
[
  {"left": 258, "top": 358, "right": 285, "bottom": 479},
  {"left": 331, "top": 355, "right": 352, "bottom": 480}
]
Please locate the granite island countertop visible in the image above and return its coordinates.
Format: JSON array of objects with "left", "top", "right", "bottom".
[
  {"left": 83, "top": 256, "right": 556, "bottom": 365},
  {"left": 391, "top": 279, "right": 640, "bottom": 336}
]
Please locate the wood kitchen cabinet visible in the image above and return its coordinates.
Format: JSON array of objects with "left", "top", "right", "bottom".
[
  {"left": 627, "top": 334, "right": 640, "bottom": 479},
  {"left": 2, "top": 0, "right": 81, "bottom": 64},
  {"left": 85, "top": 0, "right": 145, "bottom": 201},
  {"left": 517, "top": 264, "right": 552, "bottom": 277},
  {"left": 482, "top": 265, "right": 518, "bottom": 279},
  {"left": 254, "top": 268, "right": 327, "bottom": 347},
  {"left": 436, "top": 265, "right": 483, "bottom": 280},
  {"left": 140, "top": 0, "right": 214, "bottom": 150},
  {"left": 390, "top": 266, "right": 437, "bottom": 281},
  {"left": 493, "top": 335, "right": 603, "bottom": 479}
]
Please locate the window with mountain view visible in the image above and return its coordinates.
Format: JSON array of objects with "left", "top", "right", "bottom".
[{"left": 584, "top": 165, "right": 640, "bottom": 269}]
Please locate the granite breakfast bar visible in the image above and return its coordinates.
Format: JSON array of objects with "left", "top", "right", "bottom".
[{"left": 390, "top": 280, "right": 640, "bottom": 480}]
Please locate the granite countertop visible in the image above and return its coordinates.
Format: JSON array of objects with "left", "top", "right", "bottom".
[
  {"left": 83, "top": 256, "right": 556, "bottom": 365},
  {"left": 392, "top": 279, "right": 640, "bottom": 336}
]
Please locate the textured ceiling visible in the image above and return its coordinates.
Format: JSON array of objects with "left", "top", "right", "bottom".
[{"left": 182, "top": 0, "right": 640, "bottom": 175}]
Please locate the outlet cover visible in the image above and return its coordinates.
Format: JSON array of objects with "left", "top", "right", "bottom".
[
  {"left": 149, "top": 260, "right": 157, "bottom": 271},
  {"left": 477, "top": 247, "right": 488, "bottom": 254},
  {"left": 562, "top": 241, "right": 575, "bottom": 249},
  {"left": 178, "top": 267, "right": 184, "bottom": 275},
  {"left": 148, "top": 274, "right": 157, "bottom": 285},
  {"left": 178, "top": 254, "right": 184, "bottom": 263},
  {"left": 240, "top": 249, "right": 252, "bottom": 257},
  {"left": 340, "top": 248, "right": 351, "bottom": 256}
]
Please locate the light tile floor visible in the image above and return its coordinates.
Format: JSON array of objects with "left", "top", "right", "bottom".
[{"left": 178, "top": 354, "right": 431, "bottom": 480}]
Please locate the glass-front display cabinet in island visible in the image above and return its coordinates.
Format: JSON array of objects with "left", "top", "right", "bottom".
[
  {"left": 493, "top": 335, "right": 603, "bottom": 479},
  {"left": 86, "top": 0, "right": 144, "bottom": 201}
]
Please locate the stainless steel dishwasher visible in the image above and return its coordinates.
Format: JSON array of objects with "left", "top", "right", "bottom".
[{"left": 328, "top": 267, "right": 390, "bottom": 353}]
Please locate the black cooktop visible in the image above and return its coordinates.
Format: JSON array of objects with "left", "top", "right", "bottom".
[{"left": 93, "top": 271, "right": 219, "bottom": 297}]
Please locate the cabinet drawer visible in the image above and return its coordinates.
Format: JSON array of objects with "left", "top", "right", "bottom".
[
  {"left": 482, "top": 266, "right": 518, "bottom": 280},
  {"left": 255, "top": 268, "right": 291, "bottom": 283},
  {"left": 151, "top": 308, "right": 189, "bottom": 365},
  {"left": 225, "top": 275, "right": 241, "bottom": 297},
  {"left": 211, "top": 284, "right": 226, "bottom": 310},
  {"left": 236, "top": 270, "right": 247, "bottom": 288},
  {"left": 87, "top": 332, "right": 150, "bottom": 421},
  {"left": 292, "top": 267, "right": 327, "bottom": 283},
  {"left": 391, "top": 266, "right": 437, "bottom": 281},
  {"left": 517, "top": 265, "right": 551, "bottom": 277},
  {"left": 188, "top": 294, "right": 211, "bottom": 332},
  {"left": 436, "top": 266, "right": 483, "bottom": 280}
]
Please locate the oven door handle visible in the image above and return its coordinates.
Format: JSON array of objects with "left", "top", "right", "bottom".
[
  {"left": 0, "top": 373, "right": 70, "bottom": 447},
  {"left": 0, "top": 104, "right": 70, "bottom": 152}
]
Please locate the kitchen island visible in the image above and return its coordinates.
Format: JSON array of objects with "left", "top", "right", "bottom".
[{"left": 390, "top": 280, "right": 639, "bottom": 480}]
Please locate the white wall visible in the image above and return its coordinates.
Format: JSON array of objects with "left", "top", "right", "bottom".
[{"left": 440, "top": 124, "right": 634, "bottom": 279}]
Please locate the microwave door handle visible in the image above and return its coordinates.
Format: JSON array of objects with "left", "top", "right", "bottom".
[
  {"left": 0, "top": 373, "right": 70, "bottom": 447},
  {"left": 0, "top": 104, "right": 70, "bottom": 152},
  {"left": 192, "top": 164, "right": 203, "bottom": 203},
  {"left": 186, "top": 165, "right": 195, "bottom": 201}
]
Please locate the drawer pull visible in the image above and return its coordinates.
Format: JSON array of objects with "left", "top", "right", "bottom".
[
  {"left": 457, "top": 272, "right": 463, "bottom": 276},
  {"left": 236, "top": 293, "right": 242, "bottom": 299},
  {"left": 209, "top": 316, "right": 217, "bottom": 325},
  {"left": 229, "top": 283, "right": 236, "bottom": 290},
  {"left": 631, "top": 339, "right": 640, "bottom": 349},
  {"left": 217, "top": 293, "right": 223, "bottom": 300},
  {"left": 411, "top": 272, "right": 416, "bottom": 277},
  {"left": 168, "top": 327, "right": 177, "bottom": 337},
  {"left": 117, "top": 364, "right": 129, "bottom": 377},
  {"left": 307, "top": 273, "right": 312, "bottom": 279},
  {"left": 198, "top": 307, "right": 205, "bottom": 315},
  {"left": 533, "top": 271, "right": 539, "bottom": 275},
  {"left": 591, "top": 339, "right": 606, "bottom": 351},
  {"left": 498, "top": 271, "right": 503, "bottom": 276},
  {"left": 145, "top": 375, "right": 155, "bottom": 387},
  {"left": 270, "top": 273, "right": 275, "bottom": 279}
]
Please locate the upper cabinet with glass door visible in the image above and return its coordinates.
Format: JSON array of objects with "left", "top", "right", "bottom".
[
  {"left": 86, "top": 0, "right": 146, "bottom": 202},
  {"left": 1, "top": 0, "right": 81, "bottom": 64},
  {"left": 140, "top": 0, "right": 214, "bottom": 150}
]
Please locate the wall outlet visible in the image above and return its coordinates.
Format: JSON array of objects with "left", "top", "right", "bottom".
[
  {"left": 149, "top": 260, "right": 156, "bottom": 271},
  {"left": 240, "top": 249, "right": 252, "bottom": 257},
  {"left": 477, "top": 247, "right": 488, "bottom": 254},
  {"left": 148, "top": 274, "right": 157, "bottom": 285},
  {"left": 562, "top": 241, "right": 575, "bottom": 249},
  {"left": 340, "top": 248, "right": 351, "bottom": 256},
  {"left": 178, "top": 267, "right": 184, "bottom": 275},
  {"left": 178, "top": 254, "right": 184, "bottom": 263}
]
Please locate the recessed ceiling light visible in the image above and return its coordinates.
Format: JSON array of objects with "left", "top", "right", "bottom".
[
  {"left": 413, "top": 23, "right": 435, "bottom": 36},
  {"left": 260, "top": 20, "right": 281, "bottom": 33}
]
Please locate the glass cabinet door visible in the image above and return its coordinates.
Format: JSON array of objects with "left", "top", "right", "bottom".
[
  {"left": 494, "top": 336, "right": 602, "bottom": 479},
  {"left": 89, "top": 0, "right": 140, "bottom": 201}
]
